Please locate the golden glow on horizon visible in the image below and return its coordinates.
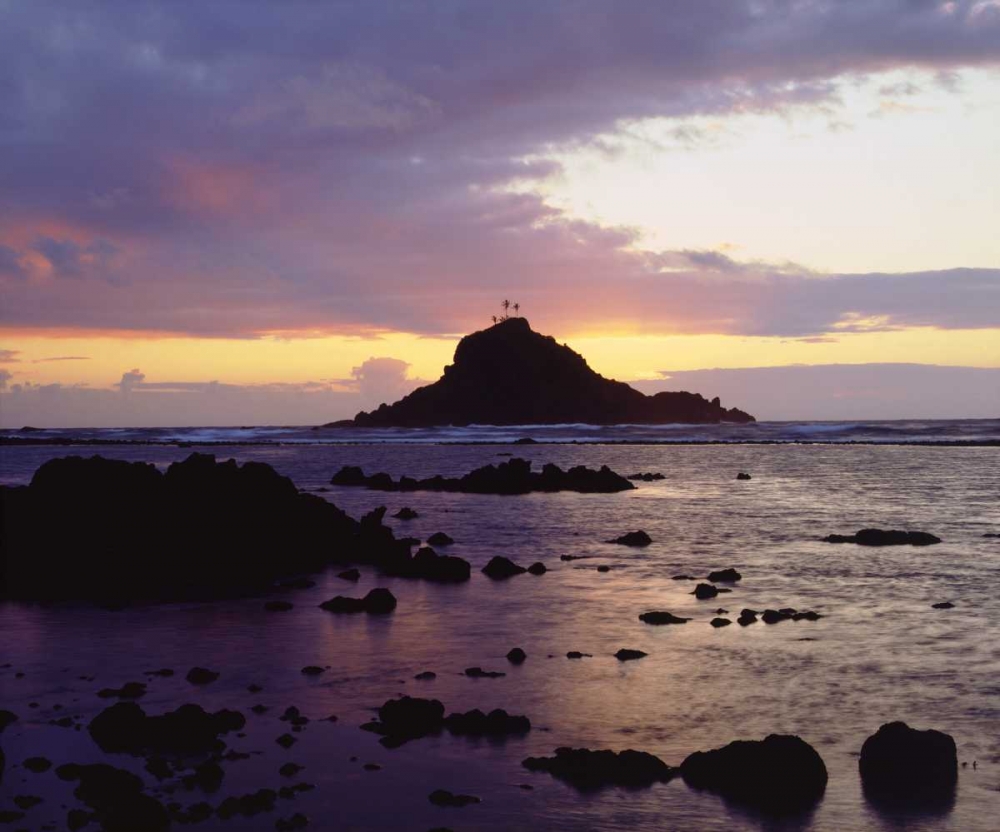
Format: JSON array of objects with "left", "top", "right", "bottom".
[{"left": 3, "top": 326, "right": 998, "bottom": 392}]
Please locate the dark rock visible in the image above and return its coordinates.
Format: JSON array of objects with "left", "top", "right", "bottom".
[
  {"left": 736, "top": 472, "right": 752, "bottom": 480},
  {"left": 464, "top": 667, "right": 505, "bottom": 679},
  {"left": 393, "top": 507, "right": 418, "bottom": 519},
  {"left": 983, "top": 532, "right": 1000, "bottom": 538},
  {"left": 330, "top": 456, "right": 635, "bottom": 494},
  {"left": 319, "top": 588, "right": 397, "bottom": 614},
  {"left": 58, "top": 763, "right": 170, "bottom": 832},
  {"left": 526, "top": 562, "right": 547, "bottom": 575},
  {"left": 931, "top": 602, "right": 954, "bottom": 609},
  {"left": 482, "top": 556, "right": 527, "bottom": 579},
  {"left": 88, "top": 702, "right": 245, "bottom": 755},
  {"left": 596, "top": 565, "right": 610, "bottom": 572},
  {"left": 628, "top": 472, "right": 665, "bottom": 481},
  {"left": 823, "top": 529, "right": 941, "bottom": 546},
  {"left": 0, "top": 453, "right": 359, "bottom": 602},
  {"left": 762, "top": 609, "right": 790, "bottom": 624},
  {"left": 639, "top": 611, "right": 691, "bottom": 625},
  {"left": 566, "top": 651, "right": 591, "bottom": 659},
  {"left": 276, "top": 734, "right": 296, "bottom": 749},
  {"left": 514, "top": 437, "right": 537, "bottom": 444},
  {"left": 710, "top": 618, "right": 732, "bottom": 628},
  {"left": 672, "top": 574, "right": 696, "bottom": 580},
  {"left": 428, "top": 789, "right": 480, "bottom": 807},
  {"left": 264, "top": 600, "right": 294, "bottom": 612},
  {"left": 407, "top": 547, "right": 471, "bottom": 582},
  {"left": 707, "top": 568, "right": 742, "bottom": 583},
  {"left": 67, "top": 808, "right": 92, "bottom": 830},
  {"left": 97, "top": 681, "right": 147, "bottom": 699},
  {"left": 363, "top": 762, "right": 381, "bottom": 771},
  {"left": 280, "top": 707, "right": 309, "bottom": 726},
  {"left": 337, "top": 568, "right": 361, "bottom": 581},
  {"left": 414, "top": 671, "right": 437, "bottom": 681},
  {"left": 0, "top": 710, "right": 17, "bottom": 732},
  {"left": 692, "top": 583, "right": 719, "bottom": 600},
  {"left": 681, "top": 734, "right": 828, "bottom": 813},
  {"left": 144, "top": 757, "right": 172, "bottom": 780},
  {"left": 279, "top": 762, "right": 304, "bottom": 777},
  {"left": 0, "top": 810, "right": 25, "bottom": 824},
  {"left": 506, "top": 648, "right": 527, "bottom": 664},
  {"left": 738, "top": 610, "right": 758, "bottom": 626},
  {"left": 216, "top": 789, "right": 277, "bottom": 819},
  {"left": 523, "top": 747, "right": 675, "bottom": 790},
  {"left": 444, "top": 709, "right": 530, "bottom": 736},
  {"left": 301, "top": 666, "right": 325, "bottom": 676},
  {"left": 859, "top": 722, "right": 957, "bottom": 804},
  {"left": 248, "top": 683, "right": 264, "bottom": 693},
  {"left": 331, "top": 318, "right": 753, "bottom": 427},
  {"left": 275, "top": 813, "right": 309, "bottom": 831},
  {"left": 277, "top": 577, "right": 315, "bottom": 590},
  {"left": 182, "top": 761, "right": 224, "bottom": 793},
  {"left": 363, "top": 696, "right": 446, "bottom": 747},
  {"left": 13, "top": 794, "right": 42, "bottom": 809},
  {"left": 185, "top": 667, "right": 219, "bottom": 685},
  {"left": 427, "top": 532, "right": 454, "bottom": 546},
  {"left": 614, "top": 649, "right": 647, "bottom": 661},
  {"left": 609, "top": 530, "right": 651, "bottom": 547},
  {"left": 24, "top": 756, "right": 52, "bottom": 773},
  {"left": 145, "top": 668, "right": 174, "bottom": 677}
]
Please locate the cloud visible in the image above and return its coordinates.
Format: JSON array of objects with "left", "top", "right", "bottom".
[
  {"left": 0, "top": 2, "right": 998, "bottom": 339},
  {"left": 0, "top": 369, "right": 11, "bottom": 390},
  {"left": 636, "top": 363, "right": 1000, "bottom": 420},
  {"left": 0, "top": 349, "right": 21, "bottom": 363},
  {"left": 32, "top": 355, "right": 90, "bottom": 362},
  {"left": 347, "top": 357, "right": 425, "bottom": 409},
  {"left": 117, "top": 368, "right": 146, "bottom": 392}
]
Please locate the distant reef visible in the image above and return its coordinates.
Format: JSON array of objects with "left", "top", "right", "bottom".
[{"left": 322, "top": 317, "right": 754, "bottom": 428}]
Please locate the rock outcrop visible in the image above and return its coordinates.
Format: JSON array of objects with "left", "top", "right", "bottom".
[
  {"left": 822, "top": 529, "right": 941, "bottom": 546},
  {"left": 523, "top": 747, "right": 676, "bottom": 790},
  {"left": 324, "top": 318, "right": 753, "bottom": 427},
  {"left": 859, "top": 722, "right": 957, "bottom": 804}
]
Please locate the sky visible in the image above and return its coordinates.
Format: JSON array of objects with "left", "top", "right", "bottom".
[{"left": 1, "top": 1, "right": 999, "bottom": 426}]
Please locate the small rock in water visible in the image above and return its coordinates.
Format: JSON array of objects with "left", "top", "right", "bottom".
[
  {"left": 464, "top": 667, "right": 505, "bottom": 679},
  {"left": 707, "top": 568, "right": 742, "bottom": 583},
  {"left": 614, "top": 649, "right": 647, "bottom": 661},
  {"left": 300, "top": 666, "right": 325, "bottom": 676},
  {"left": 822, "top": 528, "right": 941, "bottom": 546},
  {"left": 506, "top": 648, "right": 527, "bottom": 664},
  {"left": 97, "top": 681, "right": 147, "bottom": 699},
  {"left": 692, "top": 583, "right": 720, "bottom": 600},
  {"left": 445, "top": 708, "right": 530, "bottom": 736},
  {"left": 672, "top": 574, "right": 696, "bottom": 580},
  {"left": 523, "top": 747, "right": 675, "bottom": 790},
  {"left": 319, "top": 588, "right": 397, "bottom": 614},
  {"left": 279, "top": 762, "right": 304, "bottom": 777},
  {"left": 608, "top": 530, "right": 652, "bottom": 547},
  {"left": 427, "top": 531, "right": 454, "bottom": 546},
  {"left": 710, "top": 618, "right": 732, "bottom": 628},
  {"left": 639, "top": 611, "right": 690, "bottom": 626},
  {"left": 566, "top": 652, "right": 591, "bottom": 659},
  {"left": 414, "top": 671, "right": 437, "bottom": 681},
  {"left": 428, "top": 789, "right": 480, "bottom": 807},
  {"left": 596, "top": 565, "right": 610, "bottom": 572},
  {"left": 931, "top": 602, "right": 954, "bottom": 609},
  {"left": 275, "top": 813, "right": 309, "bottom": 831},
  {"left": 628, "top": 472, "right": 665, "bottom": 481},
  {"left": 24, "top": 756, "right": 52, "bottom": 773},
  {"left": 393, "top": 507, "right": 418, "bottom": 520},
  {"left": 337, "top": 568, "right": 361, "bottom": 581},
  {"left": 738, "top": 609, "right": 758, "bottom": 626},
  {"left": 736, "top": 472, "right": 752, "bottom": 480},
  {"left": 276, "top": 733, "right": 297, "bottom": 749},
  {"left": 264, "top": 600, "right": 294, "bottom": 612},
  {"left": 185, "top": 667, "right": 219, "bottom": 685},
  {"left": 527, "top": 561, "right": 547, "bottom": 575},
  {"left": 482, "top": 556, "right": 527, "bottom": 579}
]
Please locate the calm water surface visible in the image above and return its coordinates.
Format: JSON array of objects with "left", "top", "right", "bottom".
[{"left": 1, "top": 441, "right": 998, "bottom": 831}]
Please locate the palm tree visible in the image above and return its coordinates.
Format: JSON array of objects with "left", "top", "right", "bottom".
[
  {"left": 491, "top": 315, "right": 497, "bottom": 325},
  {"left": 513, "top": 302, "right": 520, "bottom": 317},
  {"left": 502, "top": 299, "right": 510, "bottom": 320}
]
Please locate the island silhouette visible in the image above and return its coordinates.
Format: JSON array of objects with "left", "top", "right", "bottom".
[{"left": 326, "top": 316, "right": 754, "bottom": 427}]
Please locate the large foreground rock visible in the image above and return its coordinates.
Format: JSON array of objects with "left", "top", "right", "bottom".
[
  {"left": 332, "top": 457, "right": 634, "bottom": 494},
  {"left": 0, "top": 453, "right": 370, "bottom": 601},
  {"left": 57, "top": 763, "right": 169, "bottom": 832},
  {"left": 523, "top": 747, "right": 675, "bottom": 790},
  {"left": 681, "top": 734, "right": 828, "bottom": 813},
  {"left": 859, "top": 722, "right": 957, "bottom": 803},
  {"left": 823, "top": 529, "right": 941, "bottom": 546},
  {"left": 326, "top": 317, "right": 753, "bottom": 427}
]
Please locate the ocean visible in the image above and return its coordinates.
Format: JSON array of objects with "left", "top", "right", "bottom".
[{"left": 1, "top": 420, "right": 998, "bottom": 830}]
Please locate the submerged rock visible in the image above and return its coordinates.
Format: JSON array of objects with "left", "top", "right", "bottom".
[
  {"left": 527, "top": 561, "right": 547, "bottom": 575},
  {"left": 393, "top": 507, "right": 418, "bottom": 520},
  {"left": 823, "top": 529, "right": 941, "bottom": 546},
  {"left": 319, "top": 588, "right": 397, "bottom": 614},
  {"left": 185, "top": 667, "right": 219, "bottom": 685},
  {"left": 89, "top": 702, "right": 245, "bottom": 755},
  {"left": 263, "top": 600, "right": 294, "bottom": 612},
  {"left": 707, "top": 568, "right": 742, "bottom": 583},
  {"left": 330, "top": 457, "right": 634, "bottom": 494},
  {"left": 628, "top": 472, "right": 665, "bottom": 481},
  {"left": 464, "top": 667, "right": 505, "bottom": 679},
  {"left": 482, "top": 556, "right": 527, "bottom": 579},
  {"left": 506, "top": 648, "right": 527, "bottom": 664},
  {"left": 859, "top": 722, "right": 957, "bottom": 804},
  {"left": 614, "top": 649, "right": 647, "bottom": 661},
  {"left": 609, "top": 530, "right": 652, "bottom": 547},
  {"left": 681, "top": 734, "right": 828, "bottom": 813},
  {"left": 444, "top": 709, "right": 530, "bottom": 736},
  {"left": 639, "top": 611, "right": 691, "bottom": 626},
  {"left": 427, "top": 531, "right": 454, "bottom": 546},
  {"left": 428, "top": 789, "right": 480, "bottom": 807},
  {"left": 97, "top": 681, "right": 147, "bottom": 699},
  {"left": 523, "top": 747, "right": 675, "bottom": 790}
]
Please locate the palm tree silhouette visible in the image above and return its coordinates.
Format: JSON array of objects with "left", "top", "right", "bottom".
[
  {"left": 491, "top": 315, "right": 497, "bottom": 325},
  {"left": 513, "top": 302, "right": 520, "bottom": 317},
  {"left": 502, "top": 299, "right": 510, "bottom": 320}
]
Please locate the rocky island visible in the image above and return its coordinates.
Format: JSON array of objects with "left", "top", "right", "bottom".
[{"left": 323, "top": 317, "right": 753, "bottom": 428}]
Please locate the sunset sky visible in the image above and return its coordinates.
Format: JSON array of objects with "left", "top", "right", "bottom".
[{"left": 1, "top": 1, "right": 998, "bottom": 425}]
